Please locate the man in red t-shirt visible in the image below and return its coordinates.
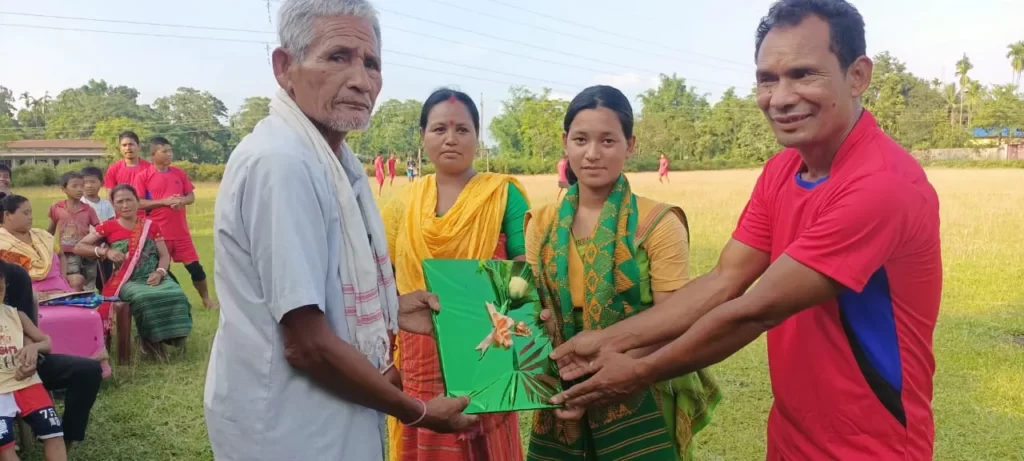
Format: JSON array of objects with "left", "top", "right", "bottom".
[
  {"left": 546, "top": 2, "right": 940, "bottom": 460},
  {"left": 387, "top": 152, "right": 397, "bottom": 186},
  {"left": 104, "top": 131, "right": 152, "bottom": 198},
  {"left": 137, "top": 136, "right": 218, "bottom": 310}
]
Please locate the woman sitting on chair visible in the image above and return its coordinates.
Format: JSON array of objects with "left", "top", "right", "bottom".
[
  {"left": 0, "top": 195, "right": 84, "bottom": 295},
  {"left": 74, "top": 185, "right": 192, "bottom": 357}
]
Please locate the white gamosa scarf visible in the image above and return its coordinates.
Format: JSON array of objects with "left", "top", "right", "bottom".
[{"left": 269, "top": 88, "right": 399, "bottom": 368}]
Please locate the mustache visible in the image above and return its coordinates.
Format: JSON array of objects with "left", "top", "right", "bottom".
[{"left": 336, "top": 98, "right": 371, "bottom": 109}]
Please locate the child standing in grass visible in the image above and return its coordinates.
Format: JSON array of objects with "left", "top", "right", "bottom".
[
  {"left": 137, "top": 137, "right": 218, "bottom": 309},
  {"left": 79, "top": 167, "right": 115, "bottom": 223},
  {"left": 0, "top": 271, "right": 68, "bottom": 461},
  {"left": 46, "top": 173, "right": 99, "bottom": 292},
  {"left": 80, "top": 167, "right": 115, "bottom": 291}
]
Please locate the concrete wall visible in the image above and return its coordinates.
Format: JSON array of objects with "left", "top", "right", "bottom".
[{"left": 911, "top": 147, "right": 1005, "bottom": 161}]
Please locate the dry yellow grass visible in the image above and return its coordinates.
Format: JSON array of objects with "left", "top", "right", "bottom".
[
  {"left": 397, "top": 168, "right": 1024, "bottom": 459},
  {"left": 14, "top": 168, "right": 1024, "bottom": 460}
]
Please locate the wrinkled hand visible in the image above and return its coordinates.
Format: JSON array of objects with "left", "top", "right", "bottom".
[
  {"left": 415, "top": 396, "right": 479, "bottom": 433},
  {"left": 549, "top": 329, "right": 609, "bottom": 381},
  {"left": 397, "top": 291, "right": 441, "bottom": 335},
  {"left": 384, "top": 367, "right": 402, "bottom": 391},
  {"left": 15, "top": 345, "right": 38, "bottom": 381},
  {"left": 147, "top": 271, "right": 162, "bottom": 286},
  {"left": 105, "top": 249, "right": 126, "bottom": 264},
  {"left": 549, "top": 352, "right": 653, "bottom": 412}
]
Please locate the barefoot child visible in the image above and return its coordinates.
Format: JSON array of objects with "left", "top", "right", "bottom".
[
  {"left": 46, "top": 173, "right": 99, "bottom": 292},
  {"left": 137, "top": 137, "right": 218, "bottom": 309},
  {"left": 0, "top": 271, "right": 67, "bottom": 461}
]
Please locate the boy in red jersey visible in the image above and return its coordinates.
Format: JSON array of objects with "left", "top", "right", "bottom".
[
  {"left": 548, "top": 1, "right": 941, "bottom": 460},
  {"left": 104, "top": 131, "right": 152, "bottom": 197},
  {"left": 137, "top": 137, "right": 218, "bottom": 309}
]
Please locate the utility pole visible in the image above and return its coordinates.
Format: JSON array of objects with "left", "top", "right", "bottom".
[{"left": 481, "top": 92, "right": 489, "bottom": 172}]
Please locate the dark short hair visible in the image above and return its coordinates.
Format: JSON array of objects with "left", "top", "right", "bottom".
[
  {"left": 110, "top": 184, "right": 139, "bottom": 201},
  {"left": 564, "top": 85, "right": 634, "bottom": 138},
  {"left": 119, "top": 130, "right": 140, "bottom": 145},
  {"left": 0, "top": 195, "right": 29, "bottom": 223},
  {"left": 81, "top": 166, "right": 104, "bottom": 181},
  {"left": 149, "top": 136, "right": 172, "bottom": 153},
  {"left": 755, "top": 0, "right": 866, "bottom": 70},
  {"left": 60, "top": 172, "right": 84, "bottom": 188},
  {"left": 419, "top": 88, "right": 481, "bottom": 133},
  {"left": 561, "top": 85, "right": 634, "bottom": 187},
  {"left": 0, "top": 165, "right": 11, "bottom": 177}
]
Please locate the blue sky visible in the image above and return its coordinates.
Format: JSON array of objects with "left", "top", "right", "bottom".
[{"left": 1, "top": 0, "right": 1020, "bottom": 143}]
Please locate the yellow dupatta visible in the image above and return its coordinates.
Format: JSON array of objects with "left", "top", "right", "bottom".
[
  {"left": 381, "top": 172, "right": 528, "bottom": 461},
  {"left": 384, "top": 172, "right": 527, "bottom": 294},
  {"left": 0, "top": 228, "right": 56, "bottom": 281}
]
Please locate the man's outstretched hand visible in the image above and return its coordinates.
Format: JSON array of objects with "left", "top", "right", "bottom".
[
  {"left": 549, "top": 352, "right": 654, "bottom": 413},
  {"left": 415, "top": 395, "right": 479, "bottom": 433},
  {"left": 398, "top": 291, "right": 441, "bottom": 335}
]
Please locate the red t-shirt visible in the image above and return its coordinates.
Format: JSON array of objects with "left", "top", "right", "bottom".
[
  {"left": 48, "top": 201, "right": 100, "bottom": 253},
  {"left": 105, "top": 159, "right": 153, "bottom": 195},
  {"left": 96, "top": 219, "right": 162, "bottom": 245},
  {"left": 732, "top": 111, "right": 940, "bottom": 460},
  {"left": 136, "top": 166, "right": 194, "bottom": 240},
  {"left": 387, "top": 158, "right": 397, "bottom": 176}
]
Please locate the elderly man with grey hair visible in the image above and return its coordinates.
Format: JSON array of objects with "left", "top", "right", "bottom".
[{"left": 203, "top": 0, "right": 477, "bottom": 459}]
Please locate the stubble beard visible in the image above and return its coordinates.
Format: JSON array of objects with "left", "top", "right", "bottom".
[{"left": 327, "top": 112, "right": 371, "bottom": 133}]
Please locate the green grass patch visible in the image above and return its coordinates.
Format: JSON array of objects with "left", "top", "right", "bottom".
[{"left": 11, "top": 169, "right": 1024, "bottom": 460}]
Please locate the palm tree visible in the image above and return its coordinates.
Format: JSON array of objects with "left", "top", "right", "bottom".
[
  {"left": 965, "top": 80, "right": 983, "bottom": 127},
  {"left": 955, "top": 54, "right": 973, "bottom": 127},
  {"left": 942, "top": 83, "right": 957, "bottom": 127},
  {"left": 1008, "top": 41, "right": 1024, "bottom": 90}
]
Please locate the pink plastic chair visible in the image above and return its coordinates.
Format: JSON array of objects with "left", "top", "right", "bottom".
[{"left": 37, "top": 306, "right": 112, "bottom": 378}]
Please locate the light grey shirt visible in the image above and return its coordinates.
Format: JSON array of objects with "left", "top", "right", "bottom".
[
  {"left": 81, "top": 197, "right": 115, "bottom": 222},
  {"left": 204, "top": 115, "right": 385, "bottom": 461}
]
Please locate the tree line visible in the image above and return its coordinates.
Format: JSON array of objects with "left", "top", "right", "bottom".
[{"left": 2, "top": 47, "right": 1023, "bottom": 167}]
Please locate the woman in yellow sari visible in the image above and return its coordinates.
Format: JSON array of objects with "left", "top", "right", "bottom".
[
  {"left": 525, "top": 86, "right": 721, "bottom": 460},
  {"left": 0, "top": 194, "right": 82, "bottom": 295},
  {"left": 383, "top": 89, "right": 527, "bottom": 461}
]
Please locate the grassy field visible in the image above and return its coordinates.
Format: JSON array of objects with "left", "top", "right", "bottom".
[{"left": 13, "top": 169, "right": 1024, "bottom": 460}]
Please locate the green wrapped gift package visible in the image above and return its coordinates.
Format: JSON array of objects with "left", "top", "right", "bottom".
[{"left": 423, "top": 259, "right": 563, "bottom": 415}]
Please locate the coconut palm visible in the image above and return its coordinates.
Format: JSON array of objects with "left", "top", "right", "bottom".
[
  {"left": 1007, "top": 41, "right": 1024, "bottom": 90},
  {"left": 965, "top": 80, "right": 984, "bottom": 127},
  {"left": 955, "top": 54, "right": 974, "bottom": 127}
]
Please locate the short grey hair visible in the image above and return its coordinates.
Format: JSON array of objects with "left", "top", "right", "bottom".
[{"left": 278, "top": 0, "right": 382, "bottom": 61}]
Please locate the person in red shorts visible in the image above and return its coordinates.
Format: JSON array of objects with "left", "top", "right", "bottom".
[
  {"left": 136, "top": 137, "right": 218, "bottom": 310},
  {"left": 545, "top": 1, "right": 941, "bottom": 460},
  {"left": 104, "top": 131, "right": 152, "bottom": 200},
  {"left": 0, "top": 270, "right": 67, "bottom": 461},
  {"left": 387, "top": 152, "right": 397, "bottom": 186}
]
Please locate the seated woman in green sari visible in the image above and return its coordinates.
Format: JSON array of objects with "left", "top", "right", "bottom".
[
  {"left": 74, "top": 185, "right": 192, "bottom": 355},
  {"left": 525, "top": 85, "right": 720, "bottom": 461}
]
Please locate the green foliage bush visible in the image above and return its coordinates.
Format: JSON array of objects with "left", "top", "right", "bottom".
[{"left": 9, "top": 157, "right": 1022, "bottom": 188}]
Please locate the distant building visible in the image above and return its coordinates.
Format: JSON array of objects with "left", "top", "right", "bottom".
[
  {"left": 971, "top": 127, "right": 1024, "bottom": 145},
  {"left": 0, "top": 140, "right": 107, "bottom": 169}
]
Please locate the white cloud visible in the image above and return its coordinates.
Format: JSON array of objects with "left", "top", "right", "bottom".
[
  {"left": 549, "top": 91, "right": 574, "bottom": 101},
  {"left": 454, "top": 43, "right": 487, "bottom": 58},
  {"left": 592, "top": 73, "right": 659, "bottom": 91}
]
